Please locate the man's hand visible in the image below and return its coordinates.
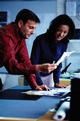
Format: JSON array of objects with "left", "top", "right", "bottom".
[
  {"left": 36, "top": 63, "right": 58, "bottom": 73},
  {"left": 35, "top": 85, "right": 50, "bottom": 91}
]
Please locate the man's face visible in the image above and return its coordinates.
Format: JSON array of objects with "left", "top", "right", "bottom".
[{"left": 18, "top": 20, "right": 37, "bottom": 39}]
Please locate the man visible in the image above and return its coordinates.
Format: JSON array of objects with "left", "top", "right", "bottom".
[{"left": 0, "top": 9, "right": 57, "bottom": 90}]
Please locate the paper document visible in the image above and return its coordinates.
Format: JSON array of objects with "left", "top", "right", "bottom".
[
  {"left": 22, "top": 85, "right": 71, "bottom": 97},
  {"left": 56, "top": 51, "right": 75, "bottom": 65}
]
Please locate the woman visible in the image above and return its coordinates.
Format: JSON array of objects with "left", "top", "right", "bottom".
[{"left": 31, "top": 14, "right": 75, "bottom": 88}]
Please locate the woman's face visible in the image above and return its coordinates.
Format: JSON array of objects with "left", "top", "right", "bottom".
[{"left": 55, "top": 25, "right": 69, "bottom": 42}]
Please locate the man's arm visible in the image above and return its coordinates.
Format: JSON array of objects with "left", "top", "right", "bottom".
[
  {"left": 30, "top": 37, "right": 44, "bottom": 85},
  {"left": 0, "top": 34, "right": 57, "bottom": 90},
  {"left": 0, "top": 34, "right": 56, "bottom": 74}
]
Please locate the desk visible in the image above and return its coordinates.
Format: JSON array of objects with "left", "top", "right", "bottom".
[
  {"left": 38, "top": 112, "right": 68, "bottom": 121},
  {"left": 60, "top": 78, "right": 71, "bottom": 86},
  {"left": 0, "top": 86, "right": 61, "bottom": 121}
]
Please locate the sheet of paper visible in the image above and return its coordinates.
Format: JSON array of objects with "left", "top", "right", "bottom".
[
  {"left": 22, "top": 85, "right": 71, "bottom": 97},
  {"left": 56, "top": 51, "right": 75, "bottom": 65}
]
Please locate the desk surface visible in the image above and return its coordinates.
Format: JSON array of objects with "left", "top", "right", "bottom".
[
  {"left": 38, "top": 112, "right": 68, "bottom": 121},
  {"left": 0, "top": 86, "right": 61, "bottom": 121}
]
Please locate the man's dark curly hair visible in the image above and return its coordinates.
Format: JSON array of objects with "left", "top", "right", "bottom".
[{"left": 15, "top": 9, "right": 40, "bottom": 24}]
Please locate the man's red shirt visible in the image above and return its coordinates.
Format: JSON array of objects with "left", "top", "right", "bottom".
[{"left": 0, "top": 22, "right": 38, "bottom": 89}]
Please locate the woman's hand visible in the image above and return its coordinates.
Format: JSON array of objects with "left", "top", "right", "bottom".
[{"left": 55, "top": 83, "right": 66, "bottom": 88}]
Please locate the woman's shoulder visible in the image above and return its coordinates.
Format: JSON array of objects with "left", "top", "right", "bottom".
[
  {"left": 36, "top": 33, "right": 46, "bottom": 39},
  {"left": 34, "top": 33, "right": 47, "bottom": 44}
]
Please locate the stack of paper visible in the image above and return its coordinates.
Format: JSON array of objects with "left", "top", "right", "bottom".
[
  {"left": 22, "top": 85, "right": 71, "bottom": 97},
  {"left": 56, "top": 51, "right": 75, "bottom": 65}
]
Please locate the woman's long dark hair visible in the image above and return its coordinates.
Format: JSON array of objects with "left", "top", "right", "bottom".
[{"left": 46, "top": 14, "right": 75, "bottom": 43}]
